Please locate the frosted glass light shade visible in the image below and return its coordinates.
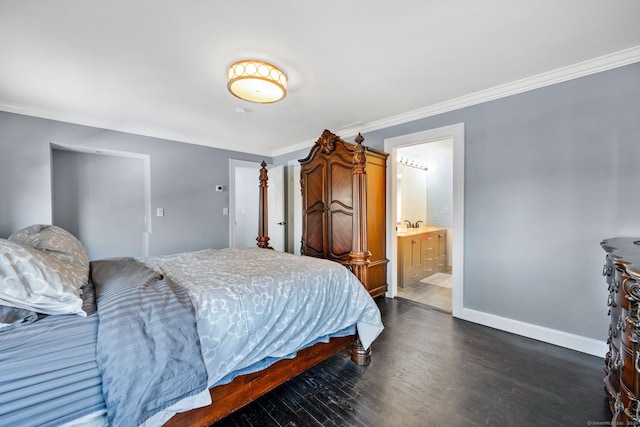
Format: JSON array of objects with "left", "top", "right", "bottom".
[{"left": 227, "top": 60, "right": 287, "bottom": 103}]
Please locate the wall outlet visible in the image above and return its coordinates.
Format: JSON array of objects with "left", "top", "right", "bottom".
[
  {"left": 215, "top": 185, "right": 223, "bottom": 192},
  {"left": 157, "top": 208, "right": 164, "bottom": 217}
]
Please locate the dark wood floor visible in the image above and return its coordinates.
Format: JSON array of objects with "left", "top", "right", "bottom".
[{"left": 213, "top": 297, "right": 611, "bottom": 427}]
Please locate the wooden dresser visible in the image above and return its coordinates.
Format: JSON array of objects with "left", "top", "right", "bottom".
[
  {"left": 299, "top": 129, "right": 389, "bottom": 298},
  {"left": 602, "top": 237, "right": 640, "bottom": 424},
  {"left": 398, "top": 227, "right": 447, "bottom": 288}
]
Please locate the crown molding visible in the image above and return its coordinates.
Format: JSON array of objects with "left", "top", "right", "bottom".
[
  {"left": 0, "top": 100, "right": 275, "bottom": 157},
  {"left": 275, "top": 45, "right": 640, "bottom": 156},
  {"left": 270, "top": 138, "right": 317, "bottom": 157},
  {"left": 2, "top": 46, "right": 639, "bottom": 158}
]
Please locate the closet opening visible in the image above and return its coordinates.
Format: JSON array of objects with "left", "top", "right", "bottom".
[{"left": 50, "top": 144, "right": 151, "bottom": 260}]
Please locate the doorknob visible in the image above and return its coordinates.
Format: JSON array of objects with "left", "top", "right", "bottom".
[{"left": 277, "top": 221, "right": 287, "bottom": 225}]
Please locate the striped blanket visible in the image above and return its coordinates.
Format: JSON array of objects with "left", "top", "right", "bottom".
[{"left": 91, "top": 257, "right": 208, "bottom": 427}]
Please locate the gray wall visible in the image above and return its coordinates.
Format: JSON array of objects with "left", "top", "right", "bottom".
[
  {"left": 52, "top": 150, "right": 147, "bottom": 260},
  {"left": 2, "top": 62, "right": 638, "bottom": 342},
  {"left": 0, "top": 112, "right": 268, "bottom": 256},
  {"left": 277, "top": 63, "right": 639, "bottom": 341}
]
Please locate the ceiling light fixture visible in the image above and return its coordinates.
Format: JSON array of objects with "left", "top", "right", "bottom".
[{"left": 227, "top": 59, "right": 287, "bottom": 104}]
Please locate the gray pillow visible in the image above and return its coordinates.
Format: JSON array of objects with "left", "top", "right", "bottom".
[
  {"left": 0, "top": 239, "right": 85, "bottom": 316},
  {"left": 0, "top": 305, "right": 38, "bottom": 332},
  {"left": 9, "top": 224, "right": 89, "bottom": 292}
]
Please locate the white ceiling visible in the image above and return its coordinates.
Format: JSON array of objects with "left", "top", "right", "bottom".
[{"left": 1, "top": 1, "right": 639, "bottom": 157}]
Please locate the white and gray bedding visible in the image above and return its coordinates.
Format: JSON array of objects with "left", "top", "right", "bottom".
[
  {"left": 0, "top": 238, "right": 86, "bottom": 316},
  {"left": 140, "top": 247, "right": 384, "bottom": 388},
  {"left": 0, "top": 305, "right": 38, "bottom": 332},
  {"left": 91, "top": 257, "right": 208, "bottom": 427},
  {"left": 0, "top": 281, "right": 105, "bottom": 427},
  {"left": 0, "top": 233, "right": 384, "bottom": 427}
]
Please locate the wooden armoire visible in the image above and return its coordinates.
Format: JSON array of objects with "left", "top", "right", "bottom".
[{"left": 299, "top": 129, "right": 389, "bottom": 298}]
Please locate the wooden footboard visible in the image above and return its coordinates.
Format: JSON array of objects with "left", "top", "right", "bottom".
[
  {"left": 164, "top": 334, "right": 356, "bottom": 426},
  {"left": 165, "top": 163, "right": 372, "bottom": 426}
]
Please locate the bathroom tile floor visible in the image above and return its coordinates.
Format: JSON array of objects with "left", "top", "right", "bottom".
[{"left": 398, "top": 275, "right": 452, "bottom": 313}]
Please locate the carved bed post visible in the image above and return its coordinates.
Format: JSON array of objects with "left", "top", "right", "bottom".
[
  {"left": 351, "top": 338, "right": 371, "bottom": 365},
  {"left": 257, "top": 161, "right": 273, "bottom": 249},
  {"left": 349, "top": 133, "right": 370, "bottom": 292},
  {"left": 349, "top": 133, "right": 372, "bottom": 365}
]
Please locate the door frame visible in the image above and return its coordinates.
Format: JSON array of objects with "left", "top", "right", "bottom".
[{"left": 384, "top": 123, "right": 465, "bottom": 318}]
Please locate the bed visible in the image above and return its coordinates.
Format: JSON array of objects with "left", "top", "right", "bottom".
[{"left": 0, "top": 163, "right": 384, "bottom": 427}]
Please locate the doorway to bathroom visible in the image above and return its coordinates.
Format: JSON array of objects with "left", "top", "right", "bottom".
[
  {"left": 395, "top": 140, "right": 453, "bottom": 312},
  {"left": 385, "top": 123, "right": 464, "bottom": 317}
]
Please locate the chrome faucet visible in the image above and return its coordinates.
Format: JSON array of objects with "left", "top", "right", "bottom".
[{"left": 404, "top": 220, "right": 423, "bottom": 228}]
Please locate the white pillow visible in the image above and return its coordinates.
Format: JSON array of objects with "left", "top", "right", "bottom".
[
  {"left": 9, "top": 224, "right": 89, "bottom": 292},
  {"left": 0, "top": 239, "right": 85, "bottom": 316}
]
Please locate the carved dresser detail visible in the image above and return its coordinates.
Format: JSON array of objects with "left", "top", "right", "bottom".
[{"left": 602, "top": 237, "right": 640, "bottom": 425}]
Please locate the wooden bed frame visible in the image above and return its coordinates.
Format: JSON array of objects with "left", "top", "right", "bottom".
[{"left": 164, "top": 161, "right": 370, "bottom": 426}]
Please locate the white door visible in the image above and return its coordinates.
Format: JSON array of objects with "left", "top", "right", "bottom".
[
  {"left": 268, "top": 165, "right": 285, "bottom": 251},
  {"left": 287, "top": 160, "right": 303, "bottom": 254},
  {"left": 231, "top": 161, "right": 260, "bottom": 248},
  {"left": 230, "top": 160, "right": 284, "bottom": 251}
]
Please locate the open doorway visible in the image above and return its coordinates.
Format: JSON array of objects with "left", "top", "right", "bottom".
[
  {"left": 395, "top": 140, "right": 453, "bottom": 312},
  {"left": 385, "top": 123, "right": 464, "bottom": 318},
  {"left": 51, "top": 144, "right": 151, "bottom": 260}
]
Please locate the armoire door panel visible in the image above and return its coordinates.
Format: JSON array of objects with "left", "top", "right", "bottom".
[
  {"left": 306, "top": 200, "right": 325, "bottom": 213},
  {"left": 329, "top": 210, "right": 353, "bottom": 259},
  {"left": 304, "top": 210, "right": 325, "bottom": 256},
  {"left": 303, "top": 164, "right": 326, "bottom": 209},
  {"left": 329, "top": 199, "right": 352, "bottom": 211},
  {"left": 329, "top": 162, "right": 353, "bottom": 207}
]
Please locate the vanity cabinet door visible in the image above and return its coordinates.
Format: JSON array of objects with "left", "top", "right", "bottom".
[{"left": 398, "top": 235, "right": 421, "bottom": 287}]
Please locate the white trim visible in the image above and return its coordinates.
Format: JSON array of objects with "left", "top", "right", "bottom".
[
  {"left": 460, "top": 307, "right": 608, "bottom": 357},
  {"left": 274, "top": 46, "right": 640, "bottom": 156},
  {"left": 384, "top": 123, "right": 464, "bottom": 318},
  {"left": 2, "top": 47, "right": 638, "bottom": 158}
]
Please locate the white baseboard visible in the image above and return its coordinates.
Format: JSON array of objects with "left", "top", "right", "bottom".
[{"left": 458, "top": 307, "right": 608, "bottom": 357}]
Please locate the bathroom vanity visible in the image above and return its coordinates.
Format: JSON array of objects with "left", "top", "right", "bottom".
[{"left": 397, "top": 227, "right": 447, "bottom": 288}]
